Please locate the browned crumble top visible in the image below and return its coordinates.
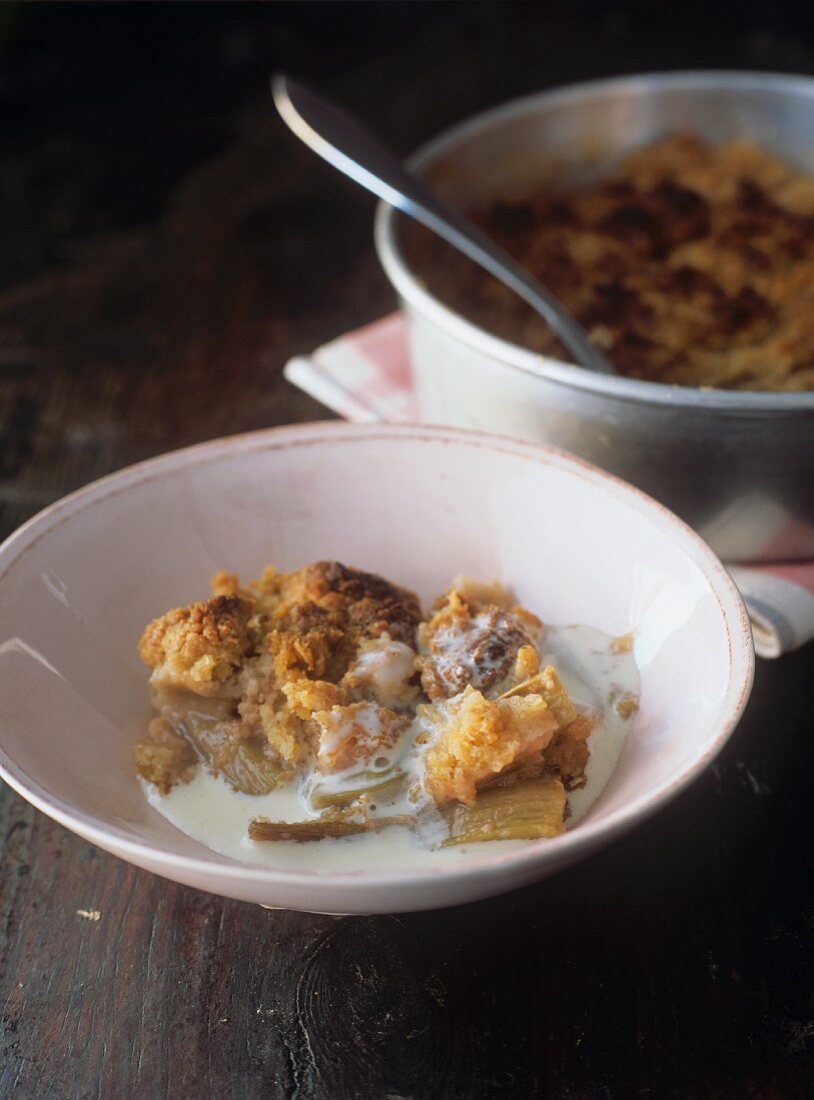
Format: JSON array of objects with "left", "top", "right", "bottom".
[{"left": 404, "top": 134, "right": 814, "bottom": 391}]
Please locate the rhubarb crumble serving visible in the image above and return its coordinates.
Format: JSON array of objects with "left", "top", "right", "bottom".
[{"left": 136, "top": 562, "right": 639, "bottom": 868}]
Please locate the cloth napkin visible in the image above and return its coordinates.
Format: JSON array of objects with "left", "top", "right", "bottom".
[{"left": 285, "top": 313, "right": 814, "bottom": 659}]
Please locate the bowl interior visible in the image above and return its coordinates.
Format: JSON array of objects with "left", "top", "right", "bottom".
[{"left": 0, "top": 425, "right": 752, "bottom": 903}]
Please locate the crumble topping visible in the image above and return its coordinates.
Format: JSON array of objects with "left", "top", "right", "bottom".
[
  {"left": 138, "top": 594, "right": 255, "bottom": 695},
  {"left": 404, "top": 133, "right": 814, "bottom": 390},
  {"left": 133, "top": 716, "right": 197, "bottom": 794},
  {"left": 420, "top": 687, "right": 558, "bottom": 806}
]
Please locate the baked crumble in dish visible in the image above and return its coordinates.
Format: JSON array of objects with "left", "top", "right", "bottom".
[
  {"left": 136, "top": 562, "right": 639, "bottom": 867},
  {"left": 404, "top": 134, "right": 814, "bottom": 391}
]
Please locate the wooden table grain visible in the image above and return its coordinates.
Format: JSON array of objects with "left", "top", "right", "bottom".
[{"left": 0, "top": 5, "right": 812, "bottom": 1097}]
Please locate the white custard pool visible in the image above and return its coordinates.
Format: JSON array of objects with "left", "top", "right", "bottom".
[{"left": 144, "top": 624, "right": 639, "bottom": 872}]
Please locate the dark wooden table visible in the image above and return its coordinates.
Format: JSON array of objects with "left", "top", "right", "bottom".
[{"left": 1, "top": 5, "right": 812, "bottom": 1097}]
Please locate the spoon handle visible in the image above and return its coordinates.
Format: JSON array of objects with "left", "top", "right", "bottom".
[{"left": 273, "top": 75, "right": 615, "bottom": 376}]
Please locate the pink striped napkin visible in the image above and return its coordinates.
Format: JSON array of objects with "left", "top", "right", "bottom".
[{"left": 284, "top": 313, "right": 814, "bottom": 659}]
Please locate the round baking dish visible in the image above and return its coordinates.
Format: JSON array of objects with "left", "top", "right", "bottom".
[{"left": 375, "top": 71, "right": 814, "bottom": 562}]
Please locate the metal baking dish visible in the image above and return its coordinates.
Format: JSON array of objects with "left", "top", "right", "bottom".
[{"left": 375, "top": 71, "right": 814, "bottom": 562}]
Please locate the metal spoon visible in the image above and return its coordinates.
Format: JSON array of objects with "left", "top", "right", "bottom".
[{"left": 272, "top": 75, "right": 616, "bottom": 376}]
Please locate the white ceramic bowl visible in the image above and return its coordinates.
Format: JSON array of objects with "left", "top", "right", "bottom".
[{"left": 0, "top": 423, "right": 753, "bottom": 913}]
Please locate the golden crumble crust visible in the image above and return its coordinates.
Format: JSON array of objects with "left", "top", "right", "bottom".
[
  {"left": 264, "top": 562, "right": 422, "bottom": 685},
  {"left": 136, "top": 563, "right": 423, "bottom": 791},
  {"left": 133, "top": 717, "right": 197, "bottom": 794},
  {"left": 422, "top": 687, "right": 558, "bottom": 806},
  {"left": 405, "top": 133, "right": 814, "bottom": 391},
  {"left": 276, "top": 561, "right": 422, "bottom": 643},
  {"left": 138, "top": 594, "right": 255, "bottom": 694}
]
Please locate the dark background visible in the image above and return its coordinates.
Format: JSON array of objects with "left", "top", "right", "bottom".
[{"left": 0, "top": 3, "right": 812, "bottom": 1097}]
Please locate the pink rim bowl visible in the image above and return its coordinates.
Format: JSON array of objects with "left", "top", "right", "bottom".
[{"left": 0, "top": 422, "right": 754, "bottom": 913}]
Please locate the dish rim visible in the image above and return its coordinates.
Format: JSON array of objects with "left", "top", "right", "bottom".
[{"left": 0, "top": 420, "right": 755, "bottom": 891}]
